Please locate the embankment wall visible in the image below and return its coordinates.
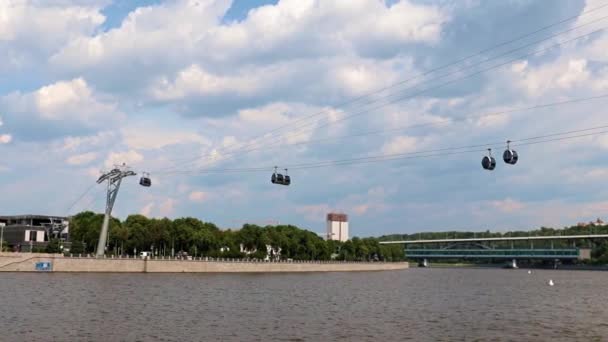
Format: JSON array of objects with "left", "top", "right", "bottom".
[{"left": 0, "top": 253, "right": 408, "bottom": 273}]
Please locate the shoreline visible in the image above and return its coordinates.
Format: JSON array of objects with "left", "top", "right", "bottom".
[{"left": 0, "top": 253, "right": 409, "bottom": 273}]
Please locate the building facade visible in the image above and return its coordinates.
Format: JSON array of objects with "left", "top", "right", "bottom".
[
  {"left": 326, "top": 213, "right": 349, "bottom": 242},
  {"left": 0, "top": 215, "right": 69, "bottom": 252}
]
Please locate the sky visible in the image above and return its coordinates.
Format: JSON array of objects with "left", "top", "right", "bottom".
[{"left": 2, "top": 0, "right": 608, "bottom": 237}]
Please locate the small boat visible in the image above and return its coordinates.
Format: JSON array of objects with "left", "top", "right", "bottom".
[{"left": 548, "top": 279, "right": 554, "bottom": 286}]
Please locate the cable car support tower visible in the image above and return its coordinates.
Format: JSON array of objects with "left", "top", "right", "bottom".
[{"left": 95, "top": 164, "right": 136, "bottom": 257}]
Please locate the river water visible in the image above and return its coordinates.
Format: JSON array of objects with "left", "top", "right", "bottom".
[{"left": 1, "top": 268, "right": 607, "bottom": 341}]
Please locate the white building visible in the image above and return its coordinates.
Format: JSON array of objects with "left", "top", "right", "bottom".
[{"left": 326, "top": 213, "right": 349, "bottom": 242}]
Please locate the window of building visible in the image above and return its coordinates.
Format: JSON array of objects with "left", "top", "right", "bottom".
[{"left": 29, "top": 231, "right": 37, "bottom": 242}]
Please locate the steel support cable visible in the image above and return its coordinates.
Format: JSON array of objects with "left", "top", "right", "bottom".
[
  {"left": 286, "top": 130, "right": 608, "bottom": 170},
  {"left": 211, "top": 1, "right": 608, "bottom": 148},
  {"left": 282, "top": 128, "right": 608, "bottom": 170},
  {"left": 154, "top": 93, "right": 608, "bottom": 174},
  {"left": 162, "top": 4, "right": 608, "bottom": 170},
  {"left": 237, "top": 22, "right": 608, "bottom": 153},
  {"left": 157, "top": 3, "right": 608, "bottom": 170},
  {"left": 65, "top": 182, "right": 98, "bottom": 215},
  {"left": 162, "top": 125, "right": 608, "bottom": 175},
  {"left": 154, "top": 24, "right": 608, "bottom": 174}
]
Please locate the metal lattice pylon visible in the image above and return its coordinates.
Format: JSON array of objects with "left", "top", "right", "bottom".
[{"left": 95, "top": 164, "right": 136, "bottom": 257}]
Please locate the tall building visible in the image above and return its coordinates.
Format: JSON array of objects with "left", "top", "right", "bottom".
[{"left": 326, "top": 213, "right": 348, "bottom": 242}]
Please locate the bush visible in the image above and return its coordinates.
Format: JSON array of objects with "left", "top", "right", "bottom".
[
  {"left": 69, "top": 241, "right": 85, "bottom": 254},
  {"left": 46, "top": 239, "right": 61, "bottom": 254}
]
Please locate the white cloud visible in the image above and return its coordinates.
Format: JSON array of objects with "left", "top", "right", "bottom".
[
  {"left": 381, "top": 136, "right": 419, "bottom": 155},
  {"left": 140, "top": 202, "right": 154, "bottom": 217},
  {"left": 0, "top": 0, "right": 106, "bottom": 70},
  {"left": 35, "top": 78, "right": 116, "bottom": 121},
  {"left": 2, "top": 78, "right": 122, "bottom": 130},
  {"left": 511, "top": 58, "right": 591, "bottom": 96},
  {"left": 104, "top": 150, "right": 144, "bottom": 168},
  {"left": 139, "top": 197, "right": 177, "bottom": 218},
  {"left": 188, "top": 191, "right": 207, "bottom": 202},
  {"left": 57, "top": 131, "right": 116, "bottom": 152},
  {"left": 296, "top": 204, "right": 333, "bottom": 222},
  {"left": 150, "top": 64, "right": 268, "bottom": 100},
  {"left": 48, "top": 0, "right": 447, "bottom": 102},
  {"left": 50, "top": 0, "right": 232, "bottom": 70},
  {"left": 121, "top": 126, "right": 210, "bottom": 150},
  {"left": 159, "top": 198, "right": 177, "bottom": 217},
  {"left": 0, "top": 134, "right": 12, "bottom": 144},
  {"left": 66, "top": 152, "right": 97, "bottom": 165},
  {"left": 488, "top": 198, "right": 525, "bottom": 214}
]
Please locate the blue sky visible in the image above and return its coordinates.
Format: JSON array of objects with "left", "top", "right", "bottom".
[{"left": 2, "top": 0, "right": 608, "bottom": 237}]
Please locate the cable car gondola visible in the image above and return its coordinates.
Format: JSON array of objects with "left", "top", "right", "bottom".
[
  {"left": 283, "top": 169, "right": 291, "bottom": 186},
  {"left": 139, "top": 172, "right": 152, "bottom": 187},
  {"left": 482, "top": 149, "right": 496, "bottom": 171},
  {"left": 271, "top": 167, "right": 290, "bottom": 186},
  {"left": 503, "top": 140, "right": 519, "bottom": 165}
]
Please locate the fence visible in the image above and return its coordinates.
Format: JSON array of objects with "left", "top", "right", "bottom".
[{"left": 63, "top": 254, "right": 396, "bottom": 264}]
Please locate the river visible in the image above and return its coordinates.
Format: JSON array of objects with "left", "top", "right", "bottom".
[{"left": 1, "top": 268, "right": 607, "bottom": 341}]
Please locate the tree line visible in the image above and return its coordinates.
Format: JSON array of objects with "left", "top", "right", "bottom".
[{"left": 66, "top": 211, "right": 405, "bottom": 261}]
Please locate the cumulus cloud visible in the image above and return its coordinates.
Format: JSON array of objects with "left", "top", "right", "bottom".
[
  {"left": 188, "top": 191, "right": 207, "bottom": 202},
  {"left": 140, "top": 202, "right": 154, "bottom": 217},
  {"left": 122, "top": 126, "right": 210, "bottom": 150},
  {"left": 381, "top": 136, "right": 419, "bottom": 155},
  {"left": 296, "top": 204, "right": 334, "bottom": 222},
  {"left": 511, "top": 58, "right": 591, "bottom": 96},
  {"left": 488, "top": 198, "right": 526, "bottom": 214},
  {"left": 34, "top": 78, "right": 117, "bottom": 121},
  {"left": 150, "top": 64, "right": 269, "bottom": 100},
  {"left": 104, "top": 150, "right": 144, "bottom": 168},
  {"left": 57, "top": 131, "right": 116, "bottom": 152},
  {"left": 3, "top": 1, "right": 608, "bottom": 235},
  {"left": 159, "top": 198, "right": 177, "bottom": 217},
  {"left": 0, "top": 0, "right": 107, "bottom": 72},
  {"left": 0, "top": 134, "right": 12, "bottom": 144},
  {"left": 0, "top": 78, "right": 123, "bottom": 140},
  {"left": 66, "top": 152, "right": 97, "bottom": 165}
]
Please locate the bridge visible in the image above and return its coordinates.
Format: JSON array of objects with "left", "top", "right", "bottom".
[
  {"left": 405, "top": 249, "right": 584, "bottom": 260},
  {"left": 379, "top": 234, "right": 608, "bottom": 267},
  {"left": 379, "top": 234, "right": 608, "bottom": 245}
]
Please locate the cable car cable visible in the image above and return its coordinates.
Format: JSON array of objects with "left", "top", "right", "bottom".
[
  {"left": 192, "top": 18, "right": 608, "bottom": 166},
  {"left": 154, "top": 25, "right": 608, "bottom": 174},
  {"left": 150, "top": 10, "right": 608, "bottom": 173},
  {"left": 161, "top": 125, "right": 608, "bottom": 175},
  {"left": 155, "top": 93, "right": 608, "bottom": 173}
]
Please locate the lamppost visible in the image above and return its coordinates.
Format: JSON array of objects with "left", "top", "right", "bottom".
[{"left": 0, "top": 222, "right": 5, "bottom": 252}]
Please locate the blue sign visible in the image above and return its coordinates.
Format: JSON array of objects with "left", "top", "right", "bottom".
[{"left": 35, "top": 262, "right": 52, "bottom": 271}]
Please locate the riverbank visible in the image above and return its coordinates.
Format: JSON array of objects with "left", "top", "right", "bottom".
[{"left": 0, "top": 253, "right": 409, "bottom": 273}]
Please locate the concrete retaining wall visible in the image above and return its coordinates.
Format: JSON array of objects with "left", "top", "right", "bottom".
[{"left": 0, "top": 253, "right": 408, "bottom": 273}]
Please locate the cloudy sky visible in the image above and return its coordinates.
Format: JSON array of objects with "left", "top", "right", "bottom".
[{"left": 2, "top": 0, "right": 608, "bottom": 236}]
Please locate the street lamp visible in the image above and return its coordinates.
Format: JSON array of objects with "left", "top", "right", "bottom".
[{"left": 0, "top": 222, "right": 5, "bottom": 252}]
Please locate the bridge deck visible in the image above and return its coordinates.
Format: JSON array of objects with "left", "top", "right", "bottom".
[
  {"left": 406, "top": 249, "right": 580, "bottom": 259},
  {"left": 380, "top": 234, "right": 608, "bottom": 245}
]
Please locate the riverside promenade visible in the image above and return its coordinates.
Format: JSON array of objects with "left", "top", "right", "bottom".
[{"left": 0, "top": 253, "right": 409, "bottom": 273}]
